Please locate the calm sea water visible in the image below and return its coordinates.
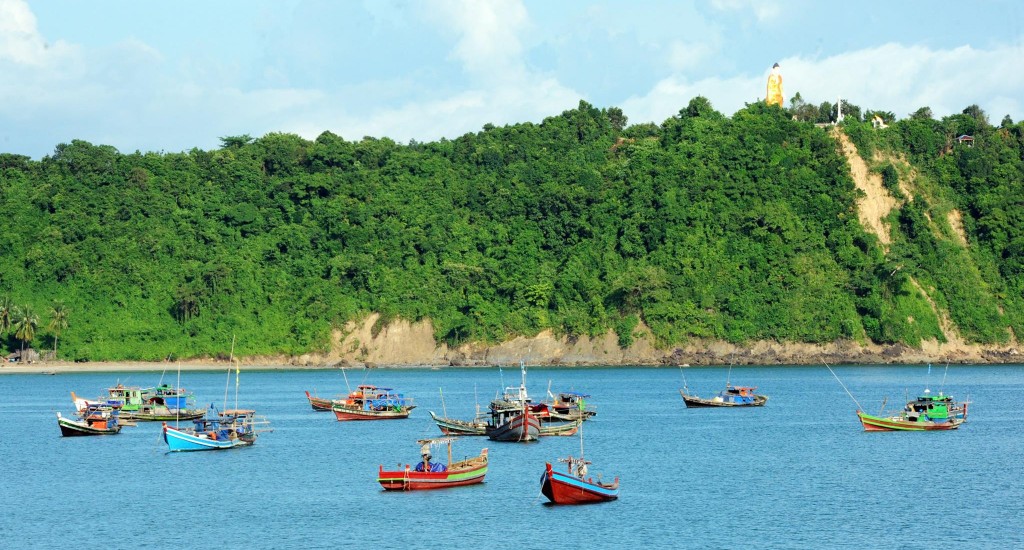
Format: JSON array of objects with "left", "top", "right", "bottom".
[{"left": 1, "top": 364, "right": 1021, "bottom": 549}]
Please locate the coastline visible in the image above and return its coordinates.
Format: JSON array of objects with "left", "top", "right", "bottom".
[{"left": 4, "top": 315, "right": 1021, "bottom": 375}]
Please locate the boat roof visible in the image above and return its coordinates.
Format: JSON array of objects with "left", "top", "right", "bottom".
[
  {"left": 220, "top": 409, "right": 256, "bottom": 415},
  {"left": 559, "top": 391, "right": 590, "bottom": 397}
]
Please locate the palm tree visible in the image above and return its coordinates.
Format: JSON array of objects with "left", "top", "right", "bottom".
[
  {"left": 12, "top": 305, "right": 39, "bottom": 359},
  {"left": 48, "top": 302, "right": 69, "bottom": 359}
]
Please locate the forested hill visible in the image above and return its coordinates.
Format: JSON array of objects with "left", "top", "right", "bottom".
[{"left": 1, "top": 98, "right": 1022, "bottom": 361}]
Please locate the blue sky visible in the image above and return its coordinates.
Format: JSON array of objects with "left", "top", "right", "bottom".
[{"left": 2, "top": 0, "right": 1022, "bottom": 158}]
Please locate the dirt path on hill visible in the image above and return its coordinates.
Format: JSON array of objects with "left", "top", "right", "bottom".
[{"left": 835, "top": 130, "right": 897, "bottom": 249}]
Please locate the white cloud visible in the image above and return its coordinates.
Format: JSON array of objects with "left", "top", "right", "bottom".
[
  {"left": 622, "top": 42, "right": 1024, "bottom": 124},
  {"left": 711, "top": 0, "right": 781, "bottom": 23},
  {"left": 668, "top": 39, "right": 716, "bottom": 72},
  {"left": 429, "top": 0, "right": 530, "bottom": 81}
]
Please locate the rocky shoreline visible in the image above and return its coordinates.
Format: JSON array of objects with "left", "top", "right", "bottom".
[
  {"left": 4, "top": 313, "right": 1021, "bottom": 374},
  {"left": 4, "top": 330, "right": 1021, "bottom": 375}
]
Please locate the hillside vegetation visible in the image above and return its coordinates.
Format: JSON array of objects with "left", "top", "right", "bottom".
[{"left": 1, "top": 98, "right": 1021, "bottom": 361}]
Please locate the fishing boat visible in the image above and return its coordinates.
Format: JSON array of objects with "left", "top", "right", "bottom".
[
  {"left": 487, "top": 398, "right": 541, "bottom": 442},
  {"left": 72, "top": 382, "right": 205, "bottom": 421},
  {"left": 162, "top": 407, "right": 270, "bottom": 451},
  {"left": 430, "top": 410, "right": 488, "bottom": 436},
  {"left": 540, "top": 424, "right": 618, "bottom": 504},
  {"left": 857, "top": 389, "right": 968, "bottom": 431},
  {"left": 545, "top": 390, "right": 597, "bottom": 420},
  {"left": 679, "top": 385, "right": 768, "bottom": 407},
  {"left": 429, "top": 409, "right": 576, "bottom": 437},
  {"left": 304, "top": 390, "right": 337, "bottom": 412},
  {"left": 331, "top": 385, "right": 416, "bottom": 420},
  {"left": 57, "top": 404, "right": 123, "bottom": 437},
  {"left": 142, "top": 383, "right": 193, "bottom": 409},
  {"left": 377, "top": 438, "right": 488, "bottom": 491}
]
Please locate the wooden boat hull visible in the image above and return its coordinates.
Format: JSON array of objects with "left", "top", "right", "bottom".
[
  {"left": 680, "top": 390, "right": 768, "bottom": 408},
  {"left": 539, "top": 419, "right": 582, "bottom": 437},
  {"left": 332, "top": 404, "right": 414, "bottom": 421},
  {"left": 541, "top": 462, "right": 618, "bottom": 504},
  {"left": 857, "top": 411, "right": 965, "bottom": 432},
  {"left": 57, "top": 413, "right": 121, "bottom": 436},
  {"left": 119, "top": 408, "right": 206, "bottom": 422},
  {"left": 304, "top": 391, "right": 334, "bottom": 411},
  {"left": 162, "top": 424, "right": 256, "bottom": 451},
  {"left": 378, "top": 450, "right": 488, "bottom": 491},
  {"left": 429, "top": 411, "right": 487, "bottom": 435},
  {"left": 487, "top": 412, "right": 540, "bottom": 442}
]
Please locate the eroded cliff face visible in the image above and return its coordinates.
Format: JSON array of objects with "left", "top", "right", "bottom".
[{"left": 276, "top": 313, "right": 1019, "bottom": 367}]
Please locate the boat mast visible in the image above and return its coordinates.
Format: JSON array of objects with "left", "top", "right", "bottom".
[
  {"left": 175, "top": 361, "right": 181, "bottom": 427},
  {"left": 341, "top": 366, "right": 351, "bottom": 393}
]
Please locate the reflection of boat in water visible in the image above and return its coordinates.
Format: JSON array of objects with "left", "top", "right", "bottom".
[
  {"left": 857, "top": 389, "right": 967, "bottom": 431},
  {"left": 377, "top": 438, "right": 488, "bottom": 491},
  {"left": 331, "top": 385, "right": 416, "bottom": 420},
  {"left": 679, "top": 385, "right": 768, "bottom": 407},
  {"left": 58, "top": 405, "right": 123, "bottom": 437}
]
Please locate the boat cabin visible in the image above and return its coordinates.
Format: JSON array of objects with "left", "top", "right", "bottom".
[
  {"left": 107, "top": 386, "right": 144, "bottom": 409},
  {"left": 904, "top": 390, "right": 951, "bottom": 421}
]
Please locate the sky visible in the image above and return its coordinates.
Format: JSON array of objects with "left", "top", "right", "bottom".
[{"left": 1, "top": 0, "right": 1022, "bottom": 158}]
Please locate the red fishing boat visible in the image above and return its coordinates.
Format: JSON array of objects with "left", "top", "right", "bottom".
[
  {"left": 541, "top": 460, "right": 619, "bottom": 504},
  {"left": 332, "top": 385, "right": 416, "bottom": 420},
  {"left": 540, "top": 420, "right": 618, "bottom": 504},
  {"left": 378, "top": 438, "right": 488, "bottom": 491}
]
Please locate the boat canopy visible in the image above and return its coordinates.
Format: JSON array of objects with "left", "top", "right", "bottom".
[{"left": 559, "top": 391, "right": 590, "bottom": 398}]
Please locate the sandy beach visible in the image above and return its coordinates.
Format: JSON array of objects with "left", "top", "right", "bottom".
[{"left": 0, "top": 360, "right": 350, "bottom": 375}]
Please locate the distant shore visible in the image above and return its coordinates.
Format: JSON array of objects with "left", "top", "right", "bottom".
[{"left": 0, "top": 360, "right": 352, "bottom": 375}]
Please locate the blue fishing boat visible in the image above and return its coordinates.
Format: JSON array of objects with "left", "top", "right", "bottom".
[{"left": 162, "top": 407, "right": 269, "bottom": 451}]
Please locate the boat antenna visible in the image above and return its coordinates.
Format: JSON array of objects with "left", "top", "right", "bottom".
[
  {"left": 175, "top": 361, "right": 181, "bottom": 427},
  {"left": 223, "top": 333, "right": 236, "bottom": 411},
  {"left": 440, "top": 387, "right": 448, "bottom": 418},
  {"left": 678, "top": 365, "right": 689, "bottom": 394},
  {"left": 824, "top": 362, "right": 863, "bottom": 410},
  {"left": 578, "top": 411, "right": 585, "bottom": 460},
  {"left": 498, "top": 364, "right": 505, "bottom": 392},
  {"left": 940, "top": 362, "right": 950, "bottom": 393},
  {"left": 341, "top": 365, "right": 351, "bottom": 393},
  {"left": 234, "top": 357, "right": 240, "bottom": 412},
  {"left": 519, "top": 360, "right": 528, "bottom": 402},
  {"left": 725, "top": 354, "right": 734, "bottom": 387},
  {"left": 222, "top": 366, "right": 231, "bottom": 412}
]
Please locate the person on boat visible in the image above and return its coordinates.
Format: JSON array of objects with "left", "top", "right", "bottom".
[{"left": 415, "top": 446, "right": 447, "bottom": 472}]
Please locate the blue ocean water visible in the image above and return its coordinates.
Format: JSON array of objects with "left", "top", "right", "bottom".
[{"left": 1, "top": 364, "right": 1021, "bottom": 549}]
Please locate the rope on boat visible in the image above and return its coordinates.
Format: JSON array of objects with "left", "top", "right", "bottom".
[{"left": 824, "top": 362, "right": 863, "bottom": 410}]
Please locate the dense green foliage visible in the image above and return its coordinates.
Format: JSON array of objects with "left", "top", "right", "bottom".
[{"left": 1, "top": 99, "right": 1021, "bottom": 360}]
